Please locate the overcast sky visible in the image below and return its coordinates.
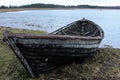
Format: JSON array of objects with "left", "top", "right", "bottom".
[{"left": 1, "top": 0, "right": 120, "bottom": 6}]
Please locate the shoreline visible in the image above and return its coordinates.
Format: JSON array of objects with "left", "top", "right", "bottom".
[{"left": 0, "top": 8, "right": 120, "bottom": 12}]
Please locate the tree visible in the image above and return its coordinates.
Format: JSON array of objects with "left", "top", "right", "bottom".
[{"left": 0, "top": 5, "right": 8, "bottom": 9}]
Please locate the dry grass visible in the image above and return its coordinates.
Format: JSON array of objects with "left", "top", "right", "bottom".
[
  {"left": 0, "top": 26, "right": 45, "bottom": 37},
  {"left": 0, "top": 27, "right": 120, "bottom": 80}
]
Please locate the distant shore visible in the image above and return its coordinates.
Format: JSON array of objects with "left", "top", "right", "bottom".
[
  {"left": 0, "top": 8, "right": 52, "bottom": 12},
  {"left": 0, "top": 8, "right": 120, "bottom": 12},
  {"left": 0, "top": 8, "right": 83, "bottom": 12}
]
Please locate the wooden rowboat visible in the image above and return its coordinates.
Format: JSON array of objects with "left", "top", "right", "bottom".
[{"left": 3, "top": 18, "right": 104, "bottom": 77}]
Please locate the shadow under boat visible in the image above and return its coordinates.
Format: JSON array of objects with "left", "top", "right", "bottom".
[{"left": 2, "top": 18, "right": 104, "bottom": 78}]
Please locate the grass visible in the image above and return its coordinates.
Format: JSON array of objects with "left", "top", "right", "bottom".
[{"left": 0, "top": 26, "right": 120, "bottom": 80}]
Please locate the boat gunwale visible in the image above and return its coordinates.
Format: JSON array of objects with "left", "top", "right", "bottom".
[{"left": 7, "top": 34, "right": 102, "bottom": 40}]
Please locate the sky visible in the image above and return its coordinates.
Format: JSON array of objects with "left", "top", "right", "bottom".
[{"left": 1, "top": 0, "right": 120, "bottom": 6}]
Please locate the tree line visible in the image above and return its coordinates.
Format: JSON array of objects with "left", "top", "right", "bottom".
[{"left": 1, "top": 3, "right": 120, "bottom": 9}]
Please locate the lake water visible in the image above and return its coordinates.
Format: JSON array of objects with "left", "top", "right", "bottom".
[{"left": 0, "top": 9, "right": 120, "bottom": 48}]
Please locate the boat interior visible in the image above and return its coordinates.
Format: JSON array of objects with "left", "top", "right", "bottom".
[{"left": 51, "top": 20, "right": 102, "bottom": 37}]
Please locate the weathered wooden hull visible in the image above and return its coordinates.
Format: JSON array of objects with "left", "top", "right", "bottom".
[
  {"left": 3, "top": 19, "right": 104, "bottom": 77},
  {"left": 3, "top": 32, "right": 102, "bottom": 77},
  {"left": 14, "top": 38, "right": 101, "bottom": 56},
  {"left": 4, "top": 33, "right": 102, "bottom": 56}
]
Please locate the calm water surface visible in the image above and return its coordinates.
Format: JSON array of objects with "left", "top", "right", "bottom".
[{"left": 0, "top": 9, "right": 120, "bottom": 48}]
